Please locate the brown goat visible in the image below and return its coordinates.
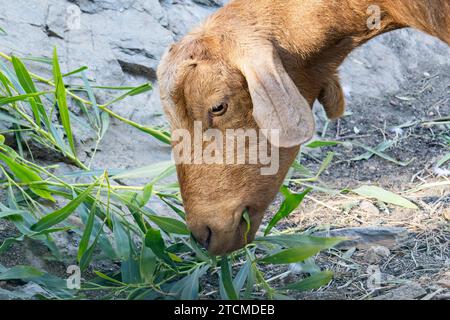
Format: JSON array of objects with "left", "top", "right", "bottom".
[{"left": 157, "top": 0, "right": 450, "bottom": 255}]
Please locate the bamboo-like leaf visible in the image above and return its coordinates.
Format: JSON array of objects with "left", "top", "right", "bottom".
[
  {"left": 30, "top": 184, "right": 95, "bottom": 232},
  {"left": 265, "top": 187, "right": 311, "bottom": 235},
  {"left": 11, "top": 56, "right": 47, "bottom": 125},
  {"left": 352, "top": 142, "right": 413, "bottom": 166},
  {"left": 316, "top": 152, "right": 334, "bottom": 177},
  {"left": 77, "top": 203, "right": 96, "bottom": 262},
  {"left": 79, "top": 228, "right": 102, "bottom": 271},
  {"left": 144, "top": 227, "right": 173, "bottom": 265},
  {"left": 146, "top": 214, "right": 189, "bottom": 235},
  {"left": 258, "top": 235, "right": 343, "bottom": 265},
  {"left": 137, "top": 183, "right": 153, "bottom": 207},
  {"left": 283, "top": 271, "right": 333, "bottom": 291},
  {"left": 0, "top": 265, "right": 44, "bottom": 280},
  {"left": 352, "top": 185, "right": 418, "bottom": 209},
  {"left": 306, "top": 141, "right": 340, "bottom": 149},
  {"left": 220, "top": 257, "right": 238, "bottom": 300},
  {"left": 52, "top": 47, "right": 76, "bottom": 156},
  {"left": 0, "top": 91, "right": 50, "bottom": 106},
  {"left": 111, "top": 161, "right": 174, "bottom": 180},
  {"left": 112, "top": 213, "right": 130, "bottom": 260},
  {"left": 436, "top": 153, "right": 450, "bottom": 168},
  {"left": 259, "top": 245, "right": 327, "bottom": 265},
  {"left": 180, "top": 266, "right": 208, "bottom": 300},
  {"left": 105, "top": 83, "right": 152, "bottom": 106},
  {"left": 257, "top": 234, "right": 344, "bottom": 249},
  {"left": 62, "top": 66, "right": 88, "bottom": 78},
  {"left": 81, "top": 71, "right": 100, "bottom": 128},
  {"left": 140, "top": 242, "right": 157, "bottom": 283},
  {"left": 0, "top": 152, "right": 55, "bottom": 201}
]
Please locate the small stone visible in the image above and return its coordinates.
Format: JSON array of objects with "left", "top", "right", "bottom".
[
  {"left": 364, "top": 245, "right": 391, "bottom": 264},
  {"left": 374, "top": 282, "right": 426, "bottom": 300},
  {"left": 443, "top": 208, "right": 450, "bottom": 221},
  {"left": 360, "top": 200, "right": 380, "bottom": 215},
  {"left": 437, "top": 272, "right": 450, "bottom": 289},
  {"left": 342, "top": 141, "right": 353, "bottom": 151}
]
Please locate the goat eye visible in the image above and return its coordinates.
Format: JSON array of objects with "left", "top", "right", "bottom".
[{"left": 209, "top": 103, "right": 228, "bottom": 116}]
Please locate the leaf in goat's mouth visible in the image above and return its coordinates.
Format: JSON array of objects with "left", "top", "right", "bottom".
[{"left": 242, "top": 209, "right": 251, "bottom": 244}]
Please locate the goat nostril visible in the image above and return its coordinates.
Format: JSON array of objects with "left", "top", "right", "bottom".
[{"left": 204, "top": 227, "right": 212, "bottom": 249}]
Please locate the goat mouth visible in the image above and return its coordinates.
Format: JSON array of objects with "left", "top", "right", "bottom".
[{"left": 204, "top": 226, "right": 212, "bottom": 249}]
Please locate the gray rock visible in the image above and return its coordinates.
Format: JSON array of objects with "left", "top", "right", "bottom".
[{"left": 363, "top": 245, "right": 391, "bottom": 264}]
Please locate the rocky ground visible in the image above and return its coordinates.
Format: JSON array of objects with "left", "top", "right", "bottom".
[{"left": 0, "top": 0, "right": 449, "bottom": 300}]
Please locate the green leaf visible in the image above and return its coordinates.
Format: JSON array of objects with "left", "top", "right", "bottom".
[
  {"left": 306, "top": 141, "right": 340, "bottom": 149},
  {"left": 62, "top": 66, "right": 88, "bottom": 78},
  {"left": 316, "top": 152, "right": 334, "bottom": 177},
  {"left": 107, "top": 83, "right": 152, "bottom": 106},
  {"left": 111, "top": 161, "right": 174, "bottom": 180},
  {"left": 265, "top": 187, "right": 311, "bottom": 235},
  {"left": 436, "top": 153, "right": 450, "bottom": 168},
  {"left": 0, "top": 152, "right": 55, "bottom": 201},
  {"left": 283, "top": 270, "right": 333, "bottom": 291},
  {"left": 0, "top": 70, "right": 13, "bottom": 95},
  {"left": 144, "top": 227, "right": 172, "bottom": 265},
  {"left": 138, "top": 126, "right": 171, "bottom": 145},
  {"left": 220, "top": 257, "right": 238, "bottom": 300},
  {"left": 79, "top": 228, "right": 102, "bottom": 271},
  {"left": 233, "top": 259, "right": 252, "bottom": 293},
  {"left": 0, "top": 236, "right": 24, "bottom": 254},
  {"left": 170, "top": 265, "right": 209, "bottom": 300},
  {"left": 112, "top": 214, "right": 131, "bottom": 260},
  {"left": 257, "top": 234, "right": 344, "bottom": 249},
  {"left": 0, "top": 111, "right": 30, "bottom": 127},
  {"left": 352, "top": 185, "right": 418, "bottom": 209},
  {"left": 242, "top": 209, "right": 251, "bottom": 244},
  {"left": 52, "top": 47, "right": 76, "bottom": 156},
  {"left": 30, "top": 184, "right": 95, "bottom": 232},
  {"left": 0, "top": 91, "right": 50, "bottom": 106},
  {"left": 139, "top": 242, "right": 157, "bottom": 283},
  {"left": 147, "top": 215, "right": 189, "bottom": 235},
  {"left": 352, "top": 142, "right": 413, "bottom": 167},
  {"left": 258, "top": 235, "right": 343, "bottom": 265},
  {"left": 11, "top": 56, "right": 47, "bottom": 124},
  {"left": 0, "top": 209, "right": 27, "bottom": 219},
  {"left": 351, "top": 140, "right": 394, "bottom": 161},
  {"left": 77, "top": 203, "right": 96, "bottom": 262},
  {"left": 93, "top": 270, "right": 125, "bottom": 286},
  {"left": 80, "top": 71, "right": 101, "bottom": 128},
  {"left": 0, "top": 265, "right": 44, "bottom": 280},
  {"left": 259, "top": 245, "right": 329, "bottom": 265},
  {"left": 160, "top": 196, "right": 186, "bottom": 220},
  {"left": 137, "top": 183, "right": 153, "bottom": 207}
]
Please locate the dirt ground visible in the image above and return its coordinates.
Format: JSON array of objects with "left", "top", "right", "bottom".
[{"left": 262, "top": 66, "right": 449, "bottom": 300}]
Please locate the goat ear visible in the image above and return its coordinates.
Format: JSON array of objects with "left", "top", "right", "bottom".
[
  {"left": 237, "top": 45, "right": 315, "bottom": 148},
  {"left": 319, "top": 74, "right": 346, "bottom": 119}
]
